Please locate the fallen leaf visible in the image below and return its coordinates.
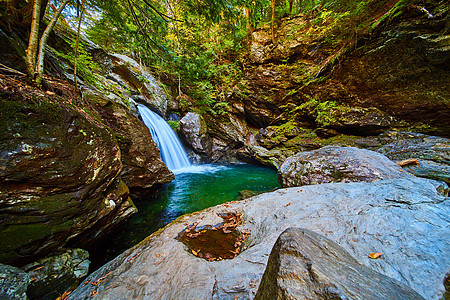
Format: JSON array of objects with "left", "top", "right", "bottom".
[
  {"left": 192, "top": 250, "right": 198, "bottom": 256},
  {"left": 154, "top": 257, "right": 165, "bottom": 265},
  {"left": 285, "top": 202, "right": 291, "bottom": 207},
  {"left": 31, "top": 266, "right": 45, "bottom": 271},
  {"left": 368, "top": 252, "right": 383, "bottom": 259},
  {"left": 46, "top": 91, "right": 55, "bottom": 96},
  {"left": 396, "top": 158, "right": 419, "bottom": 167},
  {"left": 55, "top": 290, "right": 72, "bottom": 300}
]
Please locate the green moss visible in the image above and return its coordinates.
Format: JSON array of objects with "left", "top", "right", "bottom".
[{"left": 168, "top": 120, "right": 180, "bottom": 130}]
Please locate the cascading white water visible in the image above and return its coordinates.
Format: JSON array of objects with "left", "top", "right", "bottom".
[{"left": 137, "top": 104, "right": 191, "bottom": 171}]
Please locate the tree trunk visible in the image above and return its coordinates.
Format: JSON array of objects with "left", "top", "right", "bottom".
[
  {"left": 35, "top": 0, "right": 70, "bottom": 86},
  {"left": 26, "top": 0, "right": 42, "bottom": 79},
  {"left": 74, "top": 1, "right": 85, "bottom": 92},
  {"left": 271, "top": 0, "right": 275, "bottom": 44}
]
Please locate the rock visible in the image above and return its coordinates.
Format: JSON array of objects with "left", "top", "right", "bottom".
[
  {"left": 91, "top": 96, "right": 174, "bottom": 190},
  {"left": 0, "top": 28, "right": 26, "bottom": 73},
  {"left": 375, "top": 131, "right": 450, "bottom": 184},
  {"left": 325, "top": 107, "right": 393, "bottom": 135},
  {"left": 68, "top": 176, "right": 449, "bottom": 299},
  {"left": 250, "top": 16, "right": 313, "bottom": 63},
  {"left": 0, "top": 97, "right": 135, "bottom": 265},
  {"left": 22, "top": 248, "right": 90, "bottom": 300},
  {"left": 319, "top": 6, "right": 450, "bottom": 135},
  {"left": 180, "top": 112, "right": 209, "bottom": 155},
  {"left": 279, "top": 146, "right": 412, "bottom": 187},
  {"left": 255, "top": 227, "right": 424, "bottom": 300},
  {"left": 0, "top": 263, "right": 30, "bottom": 300},
  {"left": 110, "top": 54, "right": 169, "bottom": 116}
]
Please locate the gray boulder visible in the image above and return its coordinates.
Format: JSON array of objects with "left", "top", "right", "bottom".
[
  {"left": 279, "top": 146, "right": 412, "bottom": 187},
  {"left": 376, "top": 131, "right": 450, "bottom": 185},
  {"left": 23, "top": 248, "right": 90, "bottom": 300},
  {"left": 180, "top": 112, "right": 209, "bottom": 155},
  {"left": 68, "top": 176, "right": 449, "bottom": 299},
  {"left": 0, "top": 263, "right": 30, "bottom": 300},
  {"left": 255, "top": 227, "right": 424, "bottom": 299}
]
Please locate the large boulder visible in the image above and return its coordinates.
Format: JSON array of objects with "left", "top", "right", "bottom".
[
  {"left": 68, "top": 176, "right": 449, "bottom": 299},
  {"left": 255, "top": 227, "right": 424, "bottom": 299},
  {"left": 23, "top": 248, "right": 90, "bottom": 299},
  {"left": 180, "top": 112, "right": 210, "bottom": 156},
  {"left": 87, "top": 93, "right": 174, "bottom": 190},
  {"left": 0, "top": 96, "right": 135, "bottom": 266},
  {"left": 0, "top": 263, "right": 30, "bottom": 300},
  {"left": 278, "top": 146, "right": 412, "bottom": 187}
]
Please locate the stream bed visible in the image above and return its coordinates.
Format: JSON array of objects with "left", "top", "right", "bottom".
[{"left": 89, "top": 164, "right": 280, "bottom": 269}]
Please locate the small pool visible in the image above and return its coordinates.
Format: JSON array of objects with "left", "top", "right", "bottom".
[{"left": 89, "top": 164, "right": 280, "bottom": 269}]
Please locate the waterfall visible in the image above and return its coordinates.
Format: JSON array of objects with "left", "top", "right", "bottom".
[{"left": 137, "top": 104, "right": 191, "bottom": 171}]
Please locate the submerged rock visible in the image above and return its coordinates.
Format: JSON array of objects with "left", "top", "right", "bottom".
[
  {"left": 23, "top": 248, "right": 90, "bottom": 300},
  {"left": 0, "top": 263, "right": 30, "bottom": 300},
  {"left": 255, "top": 227, "right": 424, "bottom": 300},
  {"left": 68, "top": 176, "right": 449, "bottom": 299},
  {"left": 278, "top": 146, "right": 412, "bottom": 187}
]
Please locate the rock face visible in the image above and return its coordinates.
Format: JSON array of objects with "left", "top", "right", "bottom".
[
  {"left": 278, "top": 146, "right": 412, "bottom": 187},
  {"left": 255, "top": 227, "right": 424, "bottom": 300},
  {"left": 0, "top": 96, "right": 135, "bottom": 266},
  {"left": 68, "top": 176, "right": 449, "bottom": 299},
  {"left": 88, "top": 93, "right": 174, "bottom": 190},
  {"left": 109, "top": 53, "right": 169, "bottom": 116},
  {"left": 0, "top": 263, "right": 30, "bottom": 300},
  {"left": 23, "top": 248, "right": 90, "bottom": 299}
]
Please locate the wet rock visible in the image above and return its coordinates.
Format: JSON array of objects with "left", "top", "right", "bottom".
[
  {"left": 0, "top": 97, "right": 135, "bottom": 265},
  {"left": 23, "top": 248, "right": 90, "bottom": 300},
  {"left": 91, "top": 97, "right": 174, "bottom": 190},
  {"left": 68, "top": 176, "right": 449, "bottom": 299},
  {"left": 255, "top": 227, "right": 424, "bottom": 300},
  {"left": 180, "top": 112, "right": 209, "bottom": 155},
  {"left": 279, "top": 146, "right": 412, "bottom": 187},
  {"left": 0, "top": 263, "right": 30, "bottom": 300}
]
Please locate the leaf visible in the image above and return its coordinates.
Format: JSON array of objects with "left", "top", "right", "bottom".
[
  {"left": 368, "top": 252, "right": 383, "bottom": 259},
  {"left": 192, "top": 249, "right": 198, "bottom": 256},
  {"left": 396, "top": 158, "right": 419, "bottom": 167},
  {"left": 46, "top": 91, "right": 55, "bottom": 96},
  {"left": 285, "top": 202, "right": 291, "bottom": 207}
]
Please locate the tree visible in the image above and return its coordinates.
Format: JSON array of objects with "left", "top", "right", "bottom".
[{"left": 25, "top": 0, "right": 70, "bottom": 86}]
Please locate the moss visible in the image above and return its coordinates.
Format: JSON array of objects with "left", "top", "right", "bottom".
[{"left": 168, "top": 120, "right": 180, "bottom": 130}]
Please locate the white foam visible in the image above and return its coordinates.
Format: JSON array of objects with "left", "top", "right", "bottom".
[{"left": 172, "top": 164, "right": 229, "bottom": 175}]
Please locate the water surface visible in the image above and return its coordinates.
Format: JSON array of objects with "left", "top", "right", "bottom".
[{"left": 90, "top": 164, "right": 279, "bottom": 268}]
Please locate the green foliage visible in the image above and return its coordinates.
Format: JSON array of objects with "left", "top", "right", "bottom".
[
  {"left": 56, "top": 39, "right": 101, "bottom": 86},
  {"left": 167, "top": 120, "right": 180, "bottom": 130},
  {"left": 298, "top": 98, "right": 348, "bottom": 127}
]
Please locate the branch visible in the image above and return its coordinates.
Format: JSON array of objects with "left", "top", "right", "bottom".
[{"left": 140, "top": 0, "right": 183, "bottom": 22}]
